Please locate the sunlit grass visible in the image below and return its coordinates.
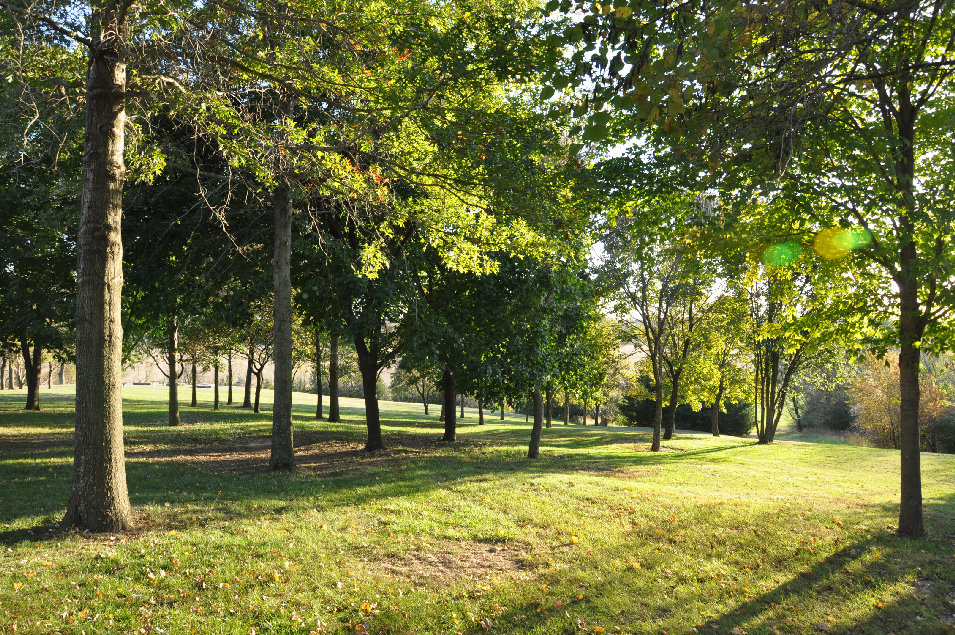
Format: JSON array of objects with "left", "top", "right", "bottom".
[{"left": 1, "top": 387, "right": 953, "bottom": 633}]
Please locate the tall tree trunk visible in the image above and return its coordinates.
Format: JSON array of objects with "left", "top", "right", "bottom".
[
  {"left": 357, "top": 343, "right": 384, "bottom": 452},
  {"left": 545, "top": 383, "right": 552, "bottom": 429},
  {"left": 564, "top": 390, "right": 570, "bottom": 425},
  {"left": 790, "top": 394, "right": 801, "bottom": 432},
  {"left": 314, "top": 329, "right": 324, "bottom": 419},
  {"left": 270, "top": 181, "right": 294, "bottom": 470},
  {"left": 190, "top": 359, "right": 197, "bottom": 407},
  {"left": 442, "top": 365, "right": 456, "bottom": 442},
  {"left": 63, "top": 21, "right": 133, "bottom": 530},
  {"left": 711, "top": 377, "right": 724, "bottom": 437},
  {"left": 7, "top": 362, "right": 12, "bottom": 390},
  {"left": 583, "top": 401, "right": 588, "bottom": 426},
  {"left": 227, "top": 350, "right": 233, "bottom": 405},
  {"left": 595, "top": 402, "right": 600, "bottom": 426},
  {"left": 58, "top": 362, "right": 64, "bottom": 385},
  {"left": 527, "top": 385, "right": 544, "bottom": 459},
  {"left": 48, "top": 361, "right": 52, "bottom": 389},
  {"left": 213, "top": 361, "right": 219, "bottom": 411},
  {"left": 254, "top": 369, "right": 263, "bottom": 413},
  {"left": 21, "top": 340, "right": 41, "bottom": 410},
  {"left": 460, "top": 393, "right": 465, "bottom": 418},
  {"left": 328, "top": 334, "right": 340, "bottom": 422},
  {"left": 500, "top": 403, "right": 504, "bottom": 420},
  {"left": 0, "top": 358, "right": 5, "bottom": 390},
  {"left": 478, "top": 396, "right": 484, "bottom": 425},
  {"left": 242, "top": 344, "right": 253, "bottom": 408},
  {"left": 898, "top": 277, "right": 924, "bottom": 537}
]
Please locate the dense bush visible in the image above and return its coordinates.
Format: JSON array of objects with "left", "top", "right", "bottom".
[
  {"left": 617, "top": 394, "right": 755, "bottom": 437},
  {"left": 799, "top": 386, "right": 855, "bottom": 431}
]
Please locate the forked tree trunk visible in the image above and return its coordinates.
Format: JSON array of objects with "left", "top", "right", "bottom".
[
  {"left": 328, "top": 334, "right": 340, "bottom": 422},
  {"left": 242, "top": 344, "right": 253, "bottom": 408},
  {"left": 527, "top": 386, "right": 544, "bottom": 458},
  {"left": 227, "top": 350, "right": 233, "bottom": 405},
  {"left": 314, "top": 329, "right": 323, "bottom": 419},
  {"left": 64, "top": 23, "right": 133, "bottom": 530},
  {"left": 253, "top": 369, "right": 263, "bottom": 413},
  {"left": 270, "top": 181, "right": 294, "bottom": 470},
  {"left": 442, "top": 365, "right": 456, "bottom": 442},
  {"left": 21, "top": 340, "right": 41, "bottom": 411}
]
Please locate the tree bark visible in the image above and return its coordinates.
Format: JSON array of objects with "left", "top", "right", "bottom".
[
  {"left": 7, "top": 362, "right": 12, "bottom": 390},
  {"left": 357, "top": 343, "right": 384, "bottom": 452},
  {"left": 595, "top": 402, "right": 601, "bottom": 426},
  {"left": 213, "top": 360, "right": 219, "bottom": 411},
  {"left": 0, "top": 358, "right": 5, "bottom": 390},
  {"left": 328, "top": 334, "right": 340, "bottom": 422},
  {"left": 583, "top": 401, "right": 588, "bottom": 427},
  {"left": 460, "top": 393, "right": 465, "bottom": 418},
  {"left": 545, "top": 384, "right": 552, "bottom": 429},
  {"left": 47, "top": 361, "right": 52, "bottom": 389},
  {"left": 314, "top": 329, "right": 324, "bottom": 419},
  {"left": 564, "top": 390, "right": 570, "bottom": 425},
  {"left": 527, "top": 385, "right": 544, "bottom": 458},
  {"left": 227, "top": 350, "right": 233, "bottom": 405},
  {"left": 58, "top": 362, "right": 64, "bottom": 385},
  {"left": 442, "top": 364, "right": 456, "bottom": 442},
  {"left": 652, "top": 382, "right": 663, "bottom": 452},
  {"left": 63, "top": 21, "right": 134, "bottom": 530},
  {"left": 663, "top": 372, "right": 681, "bottom": 440},
  {"left": 500, "top": 403, "right": 504, "bottom": 420},
  {"left": 897, "top": 276, "right": 924, "bottom": 537},
  {"left": 242, "top": 343, "right": 253, "bottom": 408},
  {"left": 478, "top": 396, "right": 484, "bottom": 425},
  {"left": 21, "top": 340, "right": 41, "bottom": 410},
  {"left": 270, "top": 181, "right": 294, "bottom": 471}
]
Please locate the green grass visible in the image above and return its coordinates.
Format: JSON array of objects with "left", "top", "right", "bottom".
[{"left": 1, "top": 386, "right": 953, "bottom": 634}]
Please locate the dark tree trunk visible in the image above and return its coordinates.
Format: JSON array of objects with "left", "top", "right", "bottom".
[
  {"left": 213, "top": 361, "right": 219, "bottom": 411},
  {"left": 711, "top": 378, "right": 724, "bottom": 437},
  {"left": 7, "top": 362, "right": 12, "bottom": 390},
  {"left": 270, "top": 181, "right": 294, "bottom": 470},
  {"left": 328, "top": 334, "right": 340, "bottom": 422},
  {"left": 545, "top": 384, "right": 552, "bottom": 429},
  {"left": 357, "top": 344, "right": 384, "bottom": 452},
  {"left": 898, "top": 276, "right": 924, "bottom": 537},
  {"left": 190, "top": 359, "right": 197, "bottom": 407},
  {"left": 478, "top": 396, "right": 484, "bottom": 425},
  {"left": 21, "top": 340, "right": 41, "bottom": 410},
  {"left": 652, "top": 382, "right": 663, "bottom": 452},
  {"left": 663, "top": 372, "right": 681, "bottom": 440},
  {"left": 314, "top": 329, "right": 324, "bottom": 419},
  {"left": 254, "top": 369, "right": 263, "bottom": 413},
  {"left": 583, "top": 401, "right": 588, "bottom": 426},
  {"left": 58, "top": 362, "right": 64, "bottom": 385},
  {"left": 0, "top": 358, "right": 5, "bottom": 390},
  {"left": 63, "top": 21, "right": 134, "bottom": 530},
  {"left": 460, "top": 393, "right": 465, "bottom": 418},
  {"left": 242, "top": 344, "right": 253, "bottom": 408},
  {"left": 595, "top": 402, "right": 601, "bottom": 426},
  {"left": 500, "top": 403, "right": 504, "bottom": 420},
  {"left": 48, "top": 361, "right": 52, "bottom": 389},
  {"left": 564, "top": 390, "right": 570, "bottom": 425},
  {"left": 227, "top": 350, "right": 233, "bottom": 405},
  {"left": 527, "top": 386, "right": 544, "bottom": 459},
  {"left": 442, "top": 365, "right": 456, "bottom": 442}
]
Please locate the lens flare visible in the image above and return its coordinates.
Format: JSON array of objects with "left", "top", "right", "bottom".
[
  {"left": 814, "top": 226, "right": 873, "bottom": 259},
  {"left": 763, "top": 241, "right": 802, "bottom": 266}
]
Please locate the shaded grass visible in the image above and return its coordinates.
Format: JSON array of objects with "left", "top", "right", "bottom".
[{"left": 0, "top": 386, "right": 954, "bottom": 634}]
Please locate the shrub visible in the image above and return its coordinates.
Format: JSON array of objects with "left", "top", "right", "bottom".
[{"left": 618, "top": 394, "right": 754, "bottom": 437}]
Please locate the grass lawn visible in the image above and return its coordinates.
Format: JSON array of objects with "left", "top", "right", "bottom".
[{"left": 1, "top": 386, "right": 953, "bottom": 634}]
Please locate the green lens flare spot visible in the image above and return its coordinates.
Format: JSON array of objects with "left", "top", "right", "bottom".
[{"left": 763, "top": 241, "right": 802, "bottom": 266}]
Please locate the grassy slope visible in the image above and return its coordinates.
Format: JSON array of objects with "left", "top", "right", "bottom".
[{"left": 0, "top": 386, "right": 953, "bottom": 634}]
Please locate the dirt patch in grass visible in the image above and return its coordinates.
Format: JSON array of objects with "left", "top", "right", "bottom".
[{"left": 381, "top": 541, "right": 531, "bottom": 585}]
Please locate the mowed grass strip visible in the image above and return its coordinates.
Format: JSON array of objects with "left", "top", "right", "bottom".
[{"left": 1, "top": 387, "right": 953, "bottom": 634}]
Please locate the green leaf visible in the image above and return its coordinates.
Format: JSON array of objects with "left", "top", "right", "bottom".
[{"left": 540, "top": 85, "right": 555, "bottom": 101}]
